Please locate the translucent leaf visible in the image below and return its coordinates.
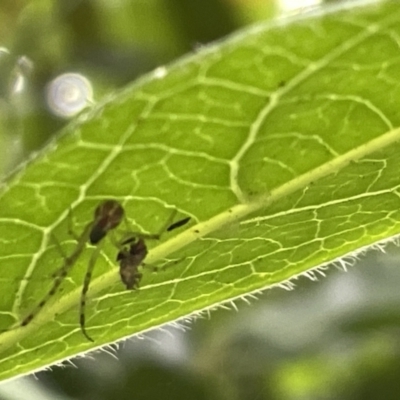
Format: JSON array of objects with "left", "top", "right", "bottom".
[{"left": 1, "top": 0, "right": 400, "bottom": 381}]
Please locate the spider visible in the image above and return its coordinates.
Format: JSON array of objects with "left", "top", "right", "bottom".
[
  {"left": 116, "top": 217, "right": 191, "bottom": 290},
  {"left": 79, "top": 215, "right": 190, "bottom": 341},
  {"left": 19, "top": 200, "right": 125, "bottom": 337},
  {"left": 117, "top": 237, "right": 147, "bottom": 291},
  {"left": 18, "top": 200, "right": 189, "bottom": 342}
]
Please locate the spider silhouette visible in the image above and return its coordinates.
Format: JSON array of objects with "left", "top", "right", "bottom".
[
  {"left": 17, "top": 201, "right": 189, "bottom": 342},
  {"left": 20, "top": 200, "right": 124, "bottom": 340},
  {"left": 79, "top": 214, "right": 190, "bottom": 341},
  {"left": 116, "top": 217, "right": 191, "bottom": 290}
]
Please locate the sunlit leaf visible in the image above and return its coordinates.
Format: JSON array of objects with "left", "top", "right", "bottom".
[{"left": 1, "top": 0, "right": 400, "bottom": 381}]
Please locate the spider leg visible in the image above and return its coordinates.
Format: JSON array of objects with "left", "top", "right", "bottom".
[
  {"left": 67, "top": 207, "right": 80, "bottom": 241},
  {"left": 79, "top": 245, "right": 103, "bottom": 342},
  {"left": 166, "top": 216, "right": 191, "bottom": 232},
  {"left": 49, "top": 231, "right": 86, "bottom": 279},
  {"left": 49, "top": 233, "right": 68, "bottom": 279},
  {"left": 140, "top": 262, "right": 160, "bottom": 273},
  {"left": 20, "top": 224, "right": 92, "bottom": 327},
  {"left": 117, "top": 209, "right": 179, "bottom": 246},
  {"left": 142, "top": 257, "right": 185, "bottom": 273},
  {"left": 119, "top": 232, "right": 160, "bottom": 246},
  {"left": 156, "top": 209, "right": 178, "bottom": 236},
  {"left": 114, "top": 210, "right": 186, "bottom": 247}
]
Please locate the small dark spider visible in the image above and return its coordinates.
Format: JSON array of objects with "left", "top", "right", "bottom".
[
  {"left": 20, "top": 200, "right": 124, "bottom": 342},
  {"left": 117, "top": 237, "right": 147, "bottom": 290},
  {"left": 116, "top": 216, "right": 191, "bottom": 291},
  {"left": 16, "top": 202, "right": 189, "bottom": 343}
]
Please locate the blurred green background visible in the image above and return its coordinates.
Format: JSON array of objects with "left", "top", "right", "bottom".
[{"left": 2, "top": 1, "right": 400, "bottom": 399}]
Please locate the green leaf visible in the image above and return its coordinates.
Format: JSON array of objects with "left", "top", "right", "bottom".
[{"left": 1, "top": 0, "right": 400, "bottom": 381}]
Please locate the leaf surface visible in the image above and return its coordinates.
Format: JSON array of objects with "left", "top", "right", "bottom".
[{"left": 1, "top": 0, "right": 400, "bottom": 381}]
